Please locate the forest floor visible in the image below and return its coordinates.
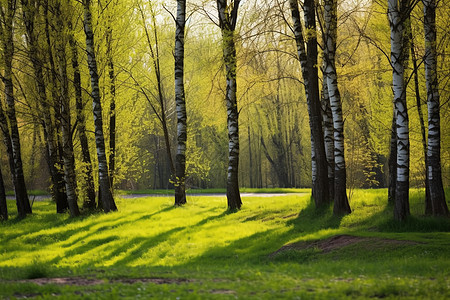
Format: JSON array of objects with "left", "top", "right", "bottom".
[{"left": 0, "top": 188, "right": 449, "bottom": 299}]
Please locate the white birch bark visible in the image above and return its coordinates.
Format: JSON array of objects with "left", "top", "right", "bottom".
[
  {"left": 423, "top": 0, "right": 448, "bottom": 216},
  {"left": 324, "top": 0, "right": 350, "bottom": 214},
  {"left": 321, "top": 73, "right": 334, "bottom": 200},
  {"left": 174, "top": 0, "right": 187, "bottom": 205},
  {"left": 68, "top": 15, "right": 96, "bottom": 209},
  {"left": 1, "top": 0, "right": 31, "bottom": 216},
  {"left": 83, "top": 0, "right": 117, "bottom": 212},
  {"left": 388, "top": 0, "right": 410, "bottom": 220},
  {"left": 217, "top": 0, "right": 242, "bottom": 210},
  {"left": 55, "top": 0, "right": 80, "bottom": 217}
]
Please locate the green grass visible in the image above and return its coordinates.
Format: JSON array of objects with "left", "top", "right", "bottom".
[{"left": 0, "top": 189, "right": 449, "bottom": 299}]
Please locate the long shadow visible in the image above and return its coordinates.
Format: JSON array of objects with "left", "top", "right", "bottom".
[
  {"left": 59, "top": 206, "right": 177, "bottom": 249},
  {"left": 287, "top": 198, "right": 345, "bottom": 233},
  {"left": 110, "top": 226, "right": 186, "bottom": 266},
  {"left": 101, "top": 210, "right": 230, "bottom": 267},
  {"left": 171, "top": 198, "right": 348, "bottom": 267}
]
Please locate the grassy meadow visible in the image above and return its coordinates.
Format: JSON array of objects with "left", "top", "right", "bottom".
[{"left": 0, "top": 189, "right": 449, "bottom": 299}]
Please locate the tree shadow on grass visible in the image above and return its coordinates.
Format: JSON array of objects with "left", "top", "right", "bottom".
[
  {"left": 175, "top": 198, "right": 347, "bottom": 267},
  {"left": 105, "top": 210, "right": 230, "bottom": 267},
  {"left": 287, "top": 197, "right": 345, "bottom": 233}
]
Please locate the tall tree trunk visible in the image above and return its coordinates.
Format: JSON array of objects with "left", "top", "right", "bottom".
[
  {"left": 44, "top": 0, "right": 69, "bottom": 213},
  {"left": 423, "top": 0, "right": 448, "bottom": 216},
  {"left": 105, "top": 7, "right": 117, "bottom": 192},
  {"left": 1, "top": 1, "right": 31, "bottom": 217},
  {"left": 324, "top": 0, "right": 351, "bottom": 215},
  {"left": 68, "top": 18, "right": 96, "bottom": 209},
  {"left": 83, "top": 0, "right": 117, "bottom": 212},
  {"left": 174, "top": 0, "right": 187, "bottom": 205},
  {"left": 321, "top": 72, "right": 335, "bottom": 201},
  {"left": 217, "top": 0, "right": 242, "bottom": 210},
  {"left": 55, "top": 0, "right": 80, "bottom": 217},
  {"left": 289, "top": 0, "right": 329, "bottom": 207},
  {"left": 388, "top": 0, "right": 410, "bottom": 221},
  {"left": 409, "top": 26, "right": 431, "bottom": 214},
  {"left": 0, "top": 160, "right": 7, "bottom": 221}
]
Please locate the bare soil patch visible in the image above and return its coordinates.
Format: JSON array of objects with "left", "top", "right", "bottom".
[{"left": 270, "top": 235, "right": 419, "bottom": 257}]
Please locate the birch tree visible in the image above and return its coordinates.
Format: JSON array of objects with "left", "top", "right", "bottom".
[
  {"left": 289, "top": 0, "right": 329, "bottom": 207},
  {"left": 1, "top": 0, "right": 32, "bottom": 217},
  {"left": 323, "top": 0, "right": 351, "bottom": 214},
  {"left": 321, "top": 69, "right": 334, "bottom": 201},
  {"left": 423, "top": 0, "right": 448, "bottom": 216},
  {"left": 82, "top": 0, "right": 117, "bottom": 212},
  {"left": 217, "top": 0, "right": 242, "bottom": 210},
  {"left": 55, "top": 0, "right": 80, "bottom": 217},
  {"left": 174, "top": 0, "right": 187, "bottom": 205},
  {"left": 101, "top": 0, "right": 117, "bottom": 192},
  {"left": 68, "top": 15, "right": 96, "bottom": 209},
  {"left": 388, "top": 0, "right": 410, "bottom": 221}
]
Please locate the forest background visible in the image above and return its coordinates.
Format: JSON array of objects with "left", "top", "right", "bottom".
[{"left": 0, "top": 0, "right": 448, "bottom": 201}]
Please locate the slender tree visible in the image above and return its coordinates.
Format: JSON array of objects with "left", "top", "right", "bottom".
[
  {"left": 55, "top": 0, "right": 80, "bottom": 217},
  {"left": 174, "top": 0, "right": 187, "bottom": 205},
  {"left": 409, "top": 25, "right": 431, "bottom": 214},
  {"left": 67, "top": 14, "right": 96, "bottom": 209},
  {"left": 137, "top": 2, "right": 175, "bottom": 183},
  {"left": 1, "top": 0, "right": 32, "bottom": 217},
  {"left": 82, "top": 0, "right": 117, "bottom": 212},
  {"left": 423, "top": 0, "right": 448, "bottom": 216},
  {"left": 388, "top": 0, "right": 410, "bottom": 221},
  {"left": 102, "top": 0, "right": 117, "bottom": 192},
  {"left": 321, "top": 69, "right": 334, "bottom": 201},
  {"left": 289, "top": 0, "right": 329, "bottom": 207},
  {"left": 217, "top": 0, "right": 242, "bottom": 210},
  {"left": 323, "top": 0, "right": 351, "bottom": 214}
]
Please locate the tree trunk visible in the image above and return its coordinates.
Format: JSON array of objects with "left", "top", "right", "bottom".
[
  {"left": 388, "top": 108, "right": 397, "bottom": 204},
  {"left": 2, "top": 1, "right": 31, "bottom": 217},
  {"left": 217, "top": 0, "right": 242, "bottom": 210},
  {"left": 68, "top": 18, "right": 96, "bottom": 209},
  {"left": 0, "top": 161, "right": 7, "bottom": 221},
  {"left": 388, "top": 0, "right": 410, "bottom": 221},
  {"left": 324, "top": 0, "right": 351, "bottom": 215},
  {"left": 105, "top": 12, "right": 117, "bottom": 193},
  {"left": 423, "top": 0, "right": 448, "bottom": 216},
  {"left": 55, "top": 0, "right": 80, "bottom": 217},
  {"left": 83, "top": 0, "right": 117, "bottom": 212},
  {"left": 409, "top": 26, "right": 431, "bottom": 214},
  {"left": 321, "top": 72, "right": 335, "bottom": 200},
  {"left": 174, "top": 0, "right": 187, "bottom": 206},
  {"left": 289, "top": 0, "right": 329, "bottom": 207}
]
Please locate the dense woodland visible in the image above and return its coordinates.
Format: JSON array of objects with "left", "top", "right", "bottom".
[{"left": 0, "top": 0, "right": 448, "bottom": 220}]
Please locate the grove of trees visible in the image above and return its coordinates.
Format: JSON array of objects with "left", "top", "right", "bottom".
[{"left": 0, "top": 0, "right": 448, "bottom": 221}]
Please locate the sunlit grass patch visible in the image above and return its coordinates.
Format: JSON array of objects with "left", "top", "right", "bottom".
[{"left": 0, "top": 189, "right": 449, "bottom": 298}]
